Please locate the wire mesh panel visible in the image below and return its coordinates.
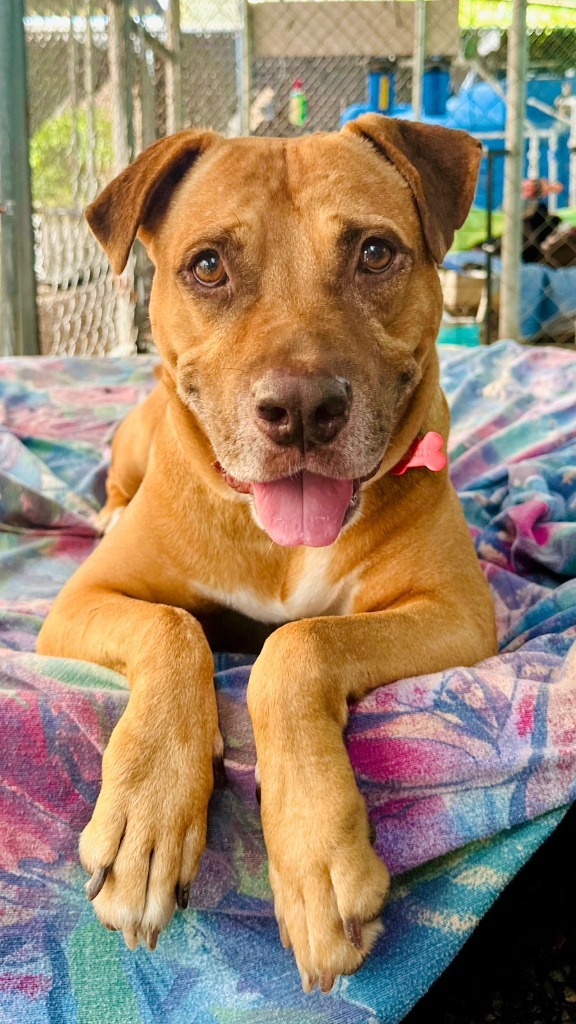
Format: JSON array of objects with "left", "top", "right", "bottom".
[
  {"left": 179, "top": 0, "right": 241, "bottom": 132},
  {"left": 25, "top": 9, "right": 130, "bottom": 354},
  {"left": 457, "top": 1, "right": 576, "bottom": 345},
  {"left": 25, "top": 4, "right": 160, "bottom": 354},
  {"left": 249, "top": 0, "right": 459, "bottom": 136},
  {"left": 22, "top": 0, "right": 246, "bottom": 355}
]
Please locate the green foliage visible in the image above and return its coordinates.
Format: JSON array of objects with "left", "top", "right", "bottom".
[
  {"left": 30, "top": 108, "right": 113, "bottom": 208},
  {"left": 460, "top": 1, "right": 576, "bottom": 30}
]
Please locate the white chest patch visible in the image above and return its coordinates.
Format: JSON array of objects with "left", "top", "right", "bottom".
[{"left": 192, "top": 547, "right": 357, "bottom": 624}]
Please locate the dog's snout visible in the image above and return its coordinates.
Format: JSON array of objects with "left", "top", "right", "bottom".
[{"left": 254, "top": 374, "right": 351, "bottom": 449}]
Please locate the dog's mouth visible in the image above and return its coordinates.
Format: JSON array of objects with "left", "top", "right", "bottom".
[{"left": 214, "top": 464, "right": 380, "bottom": 547}]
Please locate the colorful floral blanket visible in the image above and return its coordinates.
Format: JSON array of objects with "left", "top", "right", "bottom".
[{"left": 1, "top": 341, "right": 575, "bottom": 1024}]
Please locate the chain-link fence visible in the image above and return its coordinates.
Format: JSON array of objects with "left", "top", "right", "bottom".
[
  {"left": 442, "top": 2, "right": 576, "bottom": 346},
  {"left": 2, "top": 0, "right": 576, "bottom": 356},
  {"left": 24, "top": 3, "right": 172, "bottom": 354}
]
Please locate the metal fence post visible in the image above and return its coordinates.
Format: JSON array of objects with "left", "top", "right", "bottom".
[
  {"left": 108, "top": 0, "right": 133, "bottom": 173},
  {"left": 0, "top": 0, "right": 39, "bottom": 356},
  {"left": 136, "top": 10, "right": 156, "bottom": 151},
  {"left": 84, "top": 2, "right": 97, "bottom": 190},
  {"left": 165, "top": 0, "right": 183, "bottom": 134},
  {"left": 482, "top": 149, "right": 507, "bottom": 346},
  {"left": 411, "top": 0, "right": 426, "bottom": 122},
  {"left": 569, "top": 96, "right": 576, "bottom": 210},
  {"left": 107, "top": 0, "right": 135, "bottom": 354},
  {"left": 238, "top": 0, "right": 252, "bottom": 137},
  {"left": 498, "top": 0, "right": 528, "bottom": 341}
]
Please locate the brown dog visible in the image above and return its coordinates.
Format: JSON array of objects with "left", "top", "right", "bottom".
[{"left": 37, "top": 115, "right": 497, "bottom": 992}]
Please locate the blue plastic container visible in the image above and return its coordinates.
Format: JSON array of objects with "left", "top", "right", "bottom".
[{"left": 437, "top": 322, "right": 481, "bottom": 347}]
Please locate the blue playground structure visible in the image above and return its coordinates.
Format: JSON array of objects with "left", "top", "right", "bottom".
[{"left": 342, "top": 60, "right": 575, "bottom": 210}]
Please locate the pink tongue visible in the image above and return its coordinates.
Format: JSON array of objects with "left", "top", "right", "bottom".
[{"left": 252, "top": 471, "right": 353, "bottom": 547}]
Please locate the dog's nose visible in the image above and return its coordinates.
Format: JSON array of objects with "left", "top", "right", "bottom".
[{"left": 254, "top": 374, "right": 351, "bottom": 448}]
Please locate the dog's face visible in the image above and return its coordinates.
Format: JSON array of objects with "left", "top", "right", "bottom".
[{"left": 87, "top": 118, "right": 481, "bottom": 546}]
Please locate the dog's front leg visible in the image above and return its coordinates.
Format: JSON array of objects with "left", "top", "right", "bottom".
[
  {"left": 247, "top": 598, "right": 492, "bottom": 991},
  {"left": 38, "top": 587, "right": 218, "bottom": 949}
]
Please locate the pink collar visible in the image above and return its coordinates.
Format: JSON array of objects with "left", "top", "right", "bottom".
[{"left": 390, "top": 431, "right": 447, "bottom": 477}]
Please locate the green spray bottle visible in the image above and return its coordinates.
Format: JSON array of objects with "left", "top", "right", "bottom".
[{"left": 288, "top": 78, "right": 307, "bottom": 128}]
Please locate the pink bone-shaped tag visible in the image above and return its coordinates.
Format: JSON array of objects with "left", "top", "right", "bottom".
[{"left": 390, "top": 431, "right": 447, "bottom": 477}]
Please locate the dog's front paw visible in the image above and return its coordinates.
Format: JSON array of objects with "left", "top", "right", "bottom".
[
  {"left": 80, "top": 711, "right": 218, "bottom": 949},
  {"left": 261, "top": 766, "right": 390, "bottom": 992}
]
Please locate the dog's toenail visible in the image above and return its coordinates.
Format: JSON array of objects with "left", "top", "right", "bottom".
[
  {"left": 147, "top": 928, "right": 159, "bottom": 951},
  {"left": 255, "top": 781, "right": 261, "bottom": 805},
  {"left": 300, "top": 971, "right": 315, "bottom": 994},
  {"left": 123, "top": 929, "right": 138, "bottom": 951},
  {"left": 344, "top": 917, "right": 363, "bottom": 951},
  {"left": 278, "top": 918, "right": 291, "bottom": 949},
  {"left": 319, "top": 972, "right": 335, "bottom": 994},
  {"left": 368, "top": 819, "right": 377, "bottom": 845},
  {"left": 176, "top": 883, "right": 190, "bottom": 910},
  {"left": 85, "top": 865, "right": 110, "bottom": 902}
]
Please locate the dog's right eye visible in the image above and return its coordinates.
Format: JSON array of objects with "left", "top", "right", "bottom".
[
  {"left": 359, "top": 238, "right": 394, "bottom": 274},
  {"left": 190, "top": 250, "right": 227, "bottom": 288}
]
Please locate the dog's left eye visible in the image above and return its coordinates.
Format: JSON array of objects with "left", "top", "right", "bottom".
[
  {"left": 191, "top": 250, "right": 227, "bottom": 287},
  {"left": 359, "top": 238, "right": 394, "bottom": 274}
]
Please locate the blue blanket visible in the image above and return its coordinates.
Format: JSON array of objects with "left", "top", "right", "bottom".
[{"left": 1, "top": 341, "right": 575, "bottom": 1023}]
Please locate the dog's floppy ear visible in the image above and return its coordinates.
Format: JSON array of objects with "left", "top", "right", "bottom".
[
  {"left": 85, "top": 129, "right": 220, "bottom": 274},
  {"left": 343, "top": 115, "right": 482, "bottom": 264}
]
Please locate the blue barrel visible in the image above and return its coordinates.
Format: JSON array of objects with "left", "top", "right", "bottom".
[
  {"left": 367, "top": 62, "right": 395, "bottom": 114},
  {"left": 423, "top": 66, "right": 451, "bottom": 117}
]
